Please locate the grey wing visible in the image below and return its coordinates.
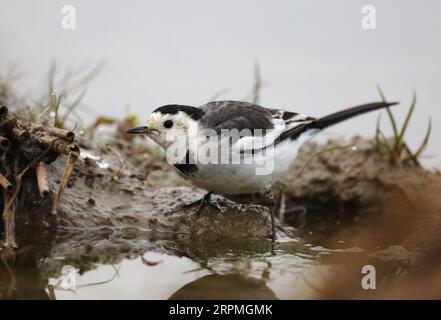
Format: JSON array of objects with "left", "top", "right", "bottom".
[
  {"left": 268, "top": 109, "right": 316, "bottom": 127},
  {"left": 199, "top": 101, "right": 275, "bottom": 133},
  {"left": 198, "top": 101, "right": 315, "bottom": 151},
  {"left": 269, "top": 109, "right": 317, "bottom": 145}
]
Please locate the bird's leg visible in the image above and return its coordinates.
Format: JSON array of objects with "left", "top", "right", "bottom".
[
  {"left": 186, "top": 191, "right": 213, "bottom": 217},
  {"left": 263, "top": 188, "right": 277, "bottom": 245},
  {"left": 194, "top": 191, "right": 213, "bottom": 216}
]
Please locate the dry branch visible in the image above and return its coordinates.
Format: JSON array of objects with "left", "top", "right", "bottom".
[
  {"left": 0, "top": 105, "right": 80, "bottom": 247},
  {"left": 2, "top": 191, "right": 16, "bottom": 248},
  {"left": 47, "top": 127, "right": 75, "bottom": 142},
  {"left": 36, "top": 134, "right": 79, "bottom": 155},
  {"left": 11, "top": 127, "right": 30, "bottom": 140},
  {"left": 0, "top": 173, "right": 12, "bottom": 192},
  {"left": 52, "top": 151, "right": 78, "bottom": 215},
  {"left": 36, "top": 162, "right": 50, "bottom": 197}
]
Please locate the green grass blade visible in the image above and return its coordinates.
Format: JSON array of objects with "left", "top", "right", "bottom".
[
  {"left": 60, "top": 88, "right": 87, "bottom": 125},
  {"left": 54, "top": 94, "right": 63, "bottom": 128},
  {"left": 297, "top": 144, "right": 354, "bottom": 176},
  {"left": 413, "top": 117, "right": 432, "bottom": 159},
  {"left": 402, "top": 143, "right": 420, "bottom": 166},
  {"left": 378, "top": 130, "right": 393, "bottom": 155},
  {"left": 47, "top": 62, "right": 56, "bottom": 95},
  {"left": 386, "top": 108, "right": 399, "bottom": 140},
  {"left": 376, "top": 84, "right": 399, "bottom": 138},
  {"left": 375, "top": 113, "right": 382, "bottom": 144},
  {"left": 376, "top": 84, "right": 386, "bottom": 101},
  {"left": 251, "top": 61, "right": 262, "bottom": 104},
  {"left": 397, "top": 92, "right": 417, "bottom": 149}
]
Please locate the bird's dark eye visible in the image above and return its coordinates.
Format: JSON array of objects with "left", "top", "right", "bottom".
[{"left": 163, "top": 120, "right": 174, "bottom": 128}]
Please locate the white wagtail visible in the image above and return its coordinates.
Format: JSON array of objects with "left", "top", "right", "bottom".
[{"left": 127, "top": 100, "right": 397, "bottom": 243}]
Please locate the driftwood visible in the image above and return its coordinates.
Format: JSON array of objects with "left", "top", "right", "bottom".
[
  {"left": 51, "top": 151, "right": 78, "bottom": 215},
  {"left": 36, "top": 162, "right": 50, "bottom": 198},
  {"left": 46, "top": 127, "right": 75, "bottom": 142},
  {"left": 0, "top": 105, "right": 79, "bottom": 248},
  {"left": 0, "top": 173, "right": 12, "bottom": 192}
]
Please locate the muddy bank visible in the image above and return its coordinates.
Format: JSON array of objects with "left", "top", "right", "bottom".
[
  {"left": 3, "top": 131, "right": 441, "bottom": 299},
  {"left": 48, "top": 155, "right": 278, "bottom": 241},
  {"left": 274, "top": 137, "right": 441, "bottom": 246},
  {"left": 43, "top": 135, "right": 441, "bottom": 250}
]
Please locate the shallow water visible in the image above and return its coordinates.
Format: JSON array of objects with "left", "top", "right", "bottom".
[
  {"left": 48, "top": 249, "right": 318, "bottom": 300},
  {"left": 0, "top": 227, "right": 327, "bottom": 299},
  {"left": 0, "top": 141, "right": 426, "bottom": 300},
  {"left": 0, "top": 222, "right": 415, "bottom": 300}
]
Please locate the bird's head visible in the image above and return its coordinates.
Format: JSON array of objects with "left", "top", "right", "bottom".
[{"left": 126, "top": 104, "right": 204, "bottom": 149}]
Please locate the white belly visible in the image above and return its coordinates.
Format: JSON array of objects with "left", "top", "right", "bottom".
[{"left": 187, "top": 139, "right": 301, "bottom": 195}]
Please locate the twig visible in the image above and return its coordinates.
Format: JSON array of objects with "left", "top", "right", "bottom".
[
  {"left": 0, "top": 103, "right": 80, "bottom": 248},
  {"left": 36, "top": 134, "right": 79, "bottom": 155},
  {"left": 297, "top": 144, "right": 355, "bottom": 177},
  {"left": 11, "top": 126, "right": 30, "bottom": 140},
  {"left": 2, "top": 191, "right": 16, "bottom": 248},
  {"left": 46, "top": 127, "right": 75, "bottom": 142},
  {"left": 0, "top": 173, "right": 12, "bottom": 192},
  {"left": 36, "top": 162, "right": 50, "bottom": 197},
  {"left": 4, "top": 146, "right": 51, "bottom": 212},
  {"left": 1, "top": 253, "right": 17, "bottom": 294},
  {"left": 52, "top": 151, "right": 78, "bottom": 215}
]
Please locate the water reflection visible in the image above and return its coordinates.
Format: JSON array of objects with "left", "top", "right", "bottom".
[
  {"left": 169, "top": 274, "right": 277, "bottom": 300},
  {"left": 50, "top": 253, "right": 208, "bottom": 300},
  {"left": 0, "top": 225, "right": 424, "bottom": 300},
  {"left": 0, "top": 249, "right": 49, "bottom": 300},
  {"left": 0, "top": 226, "right": 316, "bottom": 300}
]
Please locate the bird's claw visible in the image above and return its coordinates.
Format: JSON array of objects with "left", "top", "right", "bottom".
[{"left": 184, "top": 191, "right": 215, "bottom": 217}]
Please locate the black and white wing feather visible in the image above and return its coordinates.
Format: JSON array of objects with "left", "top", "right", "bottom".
[
  {"left": 199, "top": 101, "right": 314, "bottom": 152},
  {"left": 198, "top": 100, "right": 397, "bottom": 152}
]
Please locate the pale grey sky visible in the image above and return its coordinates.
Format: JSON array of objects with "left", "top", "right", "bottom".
[{"left": 1, "top": 0, "right": 440, "bottom": 166}]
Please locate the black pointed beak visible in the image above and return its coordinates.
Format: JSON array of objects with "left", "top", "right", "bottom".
[{"left": 126, "top": 126, "right": 147, "bottom": 134}]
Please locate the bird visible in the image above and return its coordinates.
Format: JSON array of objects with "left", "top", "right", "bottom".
[{"left": 127, "top": 100, "right": 398, "bottom": 244}]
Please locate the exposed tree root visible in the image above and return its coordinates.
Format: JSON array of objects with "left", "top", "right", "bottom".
[
  {"left": 2, "top": 192, "right": 15, "bottom": 248},
  {"left": 0, "top": 105, "right": 79, "bottom": 248},
  {"left": 36, "top": 162, "right": 50, "bottom": 198},
  {"left": 52, "top": 151, "right": 78, "bottom": 215}
]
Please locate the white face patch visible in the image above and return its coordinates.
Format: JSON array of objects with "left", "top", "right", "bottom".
[{"left": 145, "top": 111, "right": 195, "bottom": 149}]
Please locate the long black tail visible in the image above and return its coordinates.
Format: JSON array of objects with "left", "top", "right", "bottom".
[
  {"left": 277, "top": 101, "right": 398, "bottom": 142},
  {"left": 312, "top": 101, "right": 398, "bottom": 130}
]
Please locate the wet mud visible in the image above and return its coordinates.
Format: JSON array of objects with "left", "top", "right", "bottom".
[{"left": 1, "top": 134, "right": 441, "bottom": 299}]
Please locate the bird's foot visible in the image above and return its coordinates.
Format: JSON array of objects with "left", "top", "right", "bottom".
[
  {"left": 184, "top": 191, "right": 216, "bottom": 217},
  {"left": 262, "top": 188, "right": 278, "bottom": 250}
]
